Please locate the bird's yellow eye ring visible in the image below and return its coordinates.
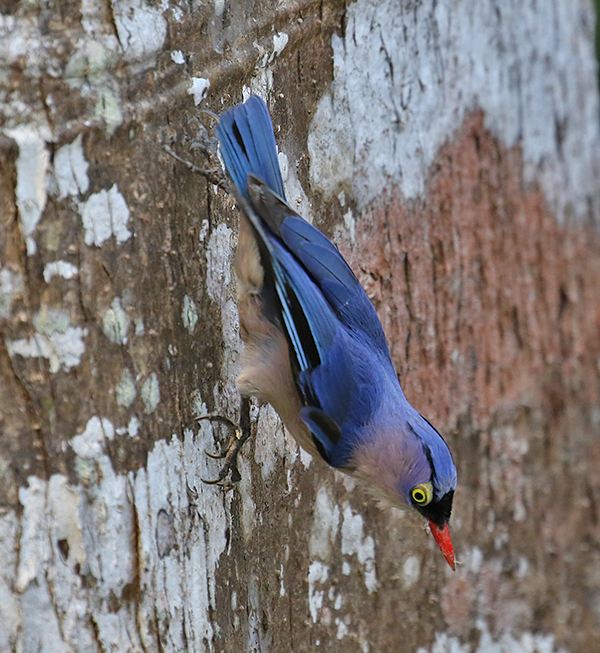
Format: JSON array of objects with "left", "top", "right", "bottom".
[{"left": 411, "top": 483, "right": 433, "bottom": 506}]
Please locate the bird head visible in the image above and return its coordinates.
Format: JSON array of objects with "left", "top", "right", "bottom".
[{"left": 352, "top": 413, "right": 457, "bottom": 570}]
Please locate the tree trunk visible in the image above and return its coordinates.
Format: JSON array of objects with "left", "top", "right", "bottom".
[{"left": 1, "top": 0, "right": 599, "bottom": 651}]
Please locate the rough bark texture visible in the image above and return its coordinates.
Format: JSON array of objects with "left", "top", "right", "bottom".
[{"left": 0, "top": 0, "right": 599, "bottom": 652}]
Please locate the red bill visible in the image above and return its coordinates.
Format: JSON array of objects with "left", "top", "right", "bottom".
[{"left": 428, "top": 520, "right": 456, "bottom": 570}]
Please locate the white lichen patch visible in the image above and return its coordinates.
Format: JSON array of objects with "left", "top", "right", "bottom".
[
  {"left": 133, "top": 425, "right": 229, "bottom": 650},
  {"left": 253, "top": 404, "right": 287, "bottom": 481},
  {"left": 62, "top": 36, "right": 124, "bottom": 136},
  {"left": 134, "top": 317, "right": 145, "bottom": 336},
  {"left": 171, "top": 50, "right": 185, "bottom": 64},
  {"left": 80, "top": 184, "right": 132, "bottom": 247},
  {"left": 308, "top": 0, "right": 600, "bottom": 225},
  {"left": 336, "top": 617, "right": 349, "bottom": 640},
  {"left": 242, "top": 58, "right": 273, "bottom": 101},
  {"left": 43, "top": 261, "right": 79, "bottom": 283},
  {"left": 71, "top": 416, "right": 115, "bottom": 460},
  {"left": 308, "top": 560, "right": 329, "bottom": 623},
  {"left": 16, "top": 474, "right": 97, "bottom": 651},
  {"left": 141, "top": 372, "right": 160, "bottom": 414},
  {"left": 273, "top": 32, "right": 289, "bottom": 58},
  {"left": 214, "top": 0, "right": 225, "bottom": 17},
  {"left": 402, "top": 555, "right": 421, "bottom": 589},
  {"left": 341, "top": 505, "right": 377, "bottom": 593},
  {"left": 7, "top": 307, "right": 87, "bottom": 372},
  {"left": 71, "top": 417, "right": 143, "bottom": 650},
  {"left": 188, "top": 77, "right": 211, "bottom": 106},
  {"left": 309, "top": 485, "right": 340, "bottom": 562},
  {"left": 206, "top": 223, "right": 241, "bottom": 413},
  {"left": 247, "top": 572, "right": 272, "bottom": 652},
  {"left": 4, "top": 123, "right": 51, "bottom": 255},
  {"left": 0, "top": 266, "right": 24, "bottom": 319},
  {"left": 53, "top": 134, "right": 90, "bottom": 199},
  {"left": 2, "top": 415, "right": 234, "bottom": 651},
  {"left": 299, "top": 447, "right": 313, "bottom": 469},
  {"left": 416, "top": 633, "right": 470, "bottom": 653},
  {"left": 198, "top": 218, "right": 210, "bottom": 244},
  {"left": 206, "top": 222, "right": 233, "bottom": 304},
  {"left": 64, "top": 35, "right": 118, "bottom": 82},
  {"left": 333, "top": 208, "right": 357, "bottom": 246},
  {"left": 0, "top": 510, "right": 21, "bottom": 650},
  {"left": 418, "top": 626, "right": 567, "bottom": 653},
  {"left": 182, "top": 294, "right": 199, "bottom": 333},
  {"left": 279, "top": 564, "right": 286, "bottom": 597},
  {"left": 95, "top": 86, "right": 125, "bottom": 137},
  {"left": 6, "top": 329, "right": 87, "bottom": 373},
  {"left": 238, "top": 454, "right": 257, "bottom": 544},
  {"left": 266, "top": 31, "right": 289, "bottom": 66},
  {"left": 278, "top": 151, "right": 313, "bottom": 222},
  {"left": 17, "top": 476, "right": 51, "bottom": 593},
  {"left": 128, "top": 415, "right": 140, "bottom": 437},
  {"left": 47, "top": 475, "right": 87, "bottom": 571},
  {"left": 102, "top": 297, "right": 128, "bottom": 344},
  {"left": 112, "top": 0, "right": 168, "bottom": 66},
  {"left": 115, "top": 368, "right": 137, "bottom": 408}
]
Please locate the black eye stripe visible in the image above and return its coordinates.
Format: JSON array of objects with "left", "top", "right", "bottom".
[{"left": 407, "top": 422, "right": 437, "bottom": 486}]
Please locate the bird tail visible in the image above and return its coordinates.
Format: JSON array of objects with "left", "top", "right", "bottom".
[{"left": 216, "top": 96, "right": 286, "bottom": 201}]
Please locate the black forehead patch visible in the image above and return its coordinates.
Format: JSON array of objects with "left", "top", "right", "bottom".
[
  {"left": 417, "top": 490, "right": 455, "bottom": 529},
  {"left": 407, "top": 421, "right": 438, "bottom": 485}
]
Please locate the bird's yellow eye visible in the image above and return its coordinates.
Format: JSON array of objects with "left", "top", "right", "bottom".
[{"left": 411, "top": 483, "right": 433, "bottom": 506}]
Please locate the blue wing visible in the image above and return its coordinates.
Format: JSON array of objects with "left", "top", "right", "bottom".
[
  {"left": 217, "top": 96, "right": 398, "bottom": 467},
  {"left": 278, "top": 216, "right": 390, "bottom": 356}
]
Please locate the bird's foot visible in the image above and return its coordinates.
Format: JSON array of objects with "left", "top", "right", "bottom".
[
  {"left": 163, "top": 144, "right": 228, "bottom": 190},
  {"left": 164, "top": 114, "right": 228, "bottom": 190},
  {"left": 197, "top": 413, "right": 251, "bottom": 488},
  {"left": 186, "top": 116, "right": 219, "bottom": 158}
]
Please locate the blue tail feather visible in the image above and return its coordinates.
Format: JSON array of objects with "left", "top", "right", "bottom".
[{"left": 216, "top": 96, "right": 285, "bottom": 200}]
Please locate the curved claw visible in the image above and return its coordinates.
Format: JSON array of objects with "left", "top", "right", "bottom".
[
  {"left": 190, "top": 141, "right": 208, "bottom": 152},
  {"left": 200, "top": 475, "right": 224, "bottom": 485},
  {"left": 204, "top": 449, "right": 226, "bottom": 460},
  {"left": 200, "top": 109, "right": 219, "bottom": 122},
  {"left": 186, "top": 116, "right": 202, "bottom": 129},
  {"left": 200, "top": 475, "right": 237, "bottom": 491},
  {"left": 196, "top": 414, "right": 242, "bottom": 440},
  {"left": 196, "top": 412, "right": 248, "bottom": 487}
]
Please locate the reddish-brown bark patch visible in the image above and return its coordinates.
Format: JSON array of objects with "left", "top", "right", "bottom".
[
  {"left": 346, "top": 111, "right": 600, "bottom": 432},
  {"left": 336, "top": 111, "right": 600, "bottom": 649}
]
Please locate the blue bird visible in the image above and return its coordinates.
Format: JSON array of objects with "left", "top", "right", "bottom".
[{"left": 214, "top": 95, "right": 457, "bottom": 569}]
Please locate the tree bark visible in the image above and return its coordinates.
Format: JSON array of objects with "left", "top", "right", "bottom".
[{"left": 0, "top": 0, "right": 599, "bottom": 651}]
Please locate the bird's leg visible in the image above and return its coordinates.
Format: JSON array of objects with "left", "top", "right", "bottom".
[
  {"left": 163, "top": 145, "right": 228, "bottom": 190},
  {"left": 197, "top": 411, "right": 252, "bottom": 487},
  {"left": 186, "top": 118, "right": 219, "bottom": 159},
  {"left": 163, "top": 116, "right": 228, "bottom": 191}
]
